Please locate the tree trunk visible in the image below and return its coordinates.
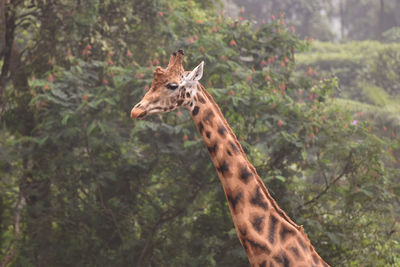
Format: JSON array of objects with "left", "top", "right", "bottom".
[
  {"left": 1, "top": 2, "right": 54, "bottom": 265},
  {"left": 376, "top": 0, "right": 385, "bottom": 40},
  {"left": 340, "top": 0, "right": 345, "bottom": 40},
  {"left": 0, "top": 0, "right": 15, "bottom": 116}
]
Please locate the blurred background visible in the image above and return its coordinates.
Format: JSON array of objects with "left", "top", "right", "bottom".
[{"left": 0, "top": 0, "right": 399, "bottom": 266}]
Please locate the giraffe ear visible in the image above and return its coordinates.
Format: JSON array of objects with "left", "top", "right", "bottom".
[{"left": 186, "top": 61, "right": 204, "bottom": 82}]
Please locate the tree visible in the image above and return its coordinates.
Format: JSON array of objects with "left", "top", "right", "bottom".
[
  {"left": 339, "top": 0, "right": 400, "bottom": 40},
  {"left": 228, "top": 0, "right": 335, "bottom": 41}
]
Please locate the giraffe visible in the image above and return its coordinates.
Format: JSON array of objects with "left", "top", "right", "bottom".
[{"left": 130, "top": 50, "right": 329, "bottom": 267}]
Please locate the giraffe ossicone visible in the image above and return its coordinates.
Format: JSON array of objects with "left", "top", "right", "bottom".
[{"left": 131, "top": 50, "right": 330, "bottom": 267}]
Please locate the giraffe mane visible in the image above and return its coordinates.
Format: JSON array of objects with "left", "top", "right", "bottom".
[{"left": 198, "top": 83, "right": 310, "bottom": 237}]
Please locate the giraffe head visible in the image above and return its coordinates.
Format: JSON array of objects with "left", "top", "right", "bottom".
[{"left": 131, "top": 50, "right": 204, "bottom": 119}]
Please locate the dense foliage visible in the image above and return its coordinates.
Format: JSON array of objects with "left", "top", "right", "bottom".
[{"left": 1, "top": 1, "right": 399, "bottom": 266}]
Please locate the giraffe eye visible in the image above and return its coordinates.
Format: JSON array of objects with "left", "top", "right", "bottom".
[{"left": 166, "top": 83, "right": 179, "bottom": 90}]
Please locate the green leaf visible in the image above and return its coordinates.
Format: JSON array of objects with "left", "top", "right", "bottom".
[
  {"left": 87, "top": 121, "right": 97, "bottom": 136},
  {"left": 62, "top": 114, "right": 71, "bottom": 125}
]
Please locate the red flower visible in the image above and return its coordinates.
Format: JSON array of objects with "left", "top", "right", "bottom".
[
  {"left": 280, "top": 61, "right": 286, "bottom": 67},
  {"left": 183, "top": 135, "right": 189, "bottom": 141},
  {"left": 261, "top": 60, "right": 267, "bottom": 66},
  {"left": 103, "top": 79, "right": 109, "bottom": 85},
  {"left": 265, "top": 75, "right": 271, "bottom": 81},
  {"left": 230, "top": 40, "right": 237, "bottom": 46},
  {"left": 278, "top": 82, "right": 286, "bottom": 91},
  {"left": 126, "top": 50, "right": 133, "bottom": 57},
  {"left": 306, "top": 66, "right": 317, "bottom": 76},
  {"left": 290, "top": 26, "right": 295, "bottom": 32},
  {"left": 152, "top": 59, "right": 160, "bottom": 66},
  {"left": 43, "top": 84, "right": 50, "bottom": 91},
  {"left": 196, "top": 19, "right": 203, "bottom": 24},
  {"left": 47, "top": 74, "right": 54, "bottom": 83},
  {"left": 277, "top": 120, "right": 283, "bottom": 127},
  {"left": 67, "top": 49, "right": 73, "bottom": 59},
  {"left": 268, "top": 57, "right": 275, "bottom": 64},
  {"left": 158, "top": 11, "right": 163, "bottom": 17},
  {"left": 270, "top": 14, "right": 276, "bottom": 20},
  {"left": 220, "top": 55, "right": 228, "bottom": 61},
  {"left": 107, "top": 59, "right": 114, "bottom": 66},
  {"left": 82, "top": 94, "right": 89, "bottom": 101}
]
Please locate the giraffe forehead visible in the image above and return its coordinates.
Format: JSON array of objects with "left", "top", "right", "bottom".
[{"left": 151, "top": 68, "right": 183, "bottom": 87}]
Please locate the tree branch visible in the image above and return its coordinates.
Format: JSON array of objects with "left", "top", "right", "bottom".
[
  {"left": 298, "top": 151, "right": 353, "bottom": 209},
  {"left": 136, "top": 187, "right": 202, "bottom": 267},
  {"left": 98, "top": 186, "right": 125, "bottom": 243}
]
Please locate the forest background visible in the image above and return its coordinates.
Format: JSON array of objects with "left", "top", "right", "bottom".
[{"left": 1, "top": 0, "right": 400, "bottom": 266}]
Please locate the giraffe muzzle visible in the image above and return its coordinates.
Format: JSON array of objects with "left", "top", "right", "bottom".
[{"left": 130, "top": 107, "right": 147, "bottom": 119}]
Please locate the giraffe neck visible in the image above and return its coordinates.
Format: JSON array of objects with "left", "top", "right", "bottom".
[{"left": 189, "top": 84, "right": 329, "bottom": 267}]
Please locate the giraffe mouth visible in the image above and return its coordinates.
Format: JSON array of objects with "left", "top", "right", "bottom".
[{"left": 136, "top": 111, "right": 147, "bottom": 119}]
